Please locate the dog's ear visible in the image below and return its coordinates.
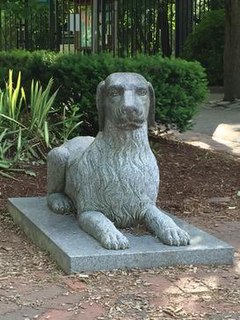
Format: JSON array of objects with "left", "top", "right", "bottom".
[
  {"left": 96, "top": 80, "right": 105, "bottom": 131},
  {"left": 147, "top": 82, "right": 156, "bottom": 128}
]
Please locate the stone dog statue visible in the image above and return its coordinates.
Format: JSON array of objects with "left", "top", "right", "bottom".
[{"left": 47, "top": 72, "right": 190, "bottom": 249}]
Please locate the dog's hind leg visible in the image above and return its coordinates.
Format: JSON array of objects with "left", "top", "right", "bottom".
[
  {"left": 47, "top": 146, "right": 73, "bottom": 214},
  {"left": 144, "top": 205, "right": 190, "bottom": 246},
  {"left": 78, "top": 211, "right": 129, "bottom": 250}
]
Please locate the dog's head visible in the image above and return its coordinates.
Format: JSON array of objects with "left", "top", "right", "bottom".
[{"left": 96, "top": 73, "right": 155, "bottom": 131}]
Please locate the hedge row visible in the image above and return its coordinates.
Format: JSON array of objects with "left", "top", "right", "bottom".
[{"left": 0, "top": 50, "right": 208, "bottom": 134}]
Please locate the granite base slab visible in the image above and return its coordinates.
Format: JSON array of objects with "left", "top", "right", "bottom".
[{"left": 8, "top": 197, "right": 234, "bottom": 274}]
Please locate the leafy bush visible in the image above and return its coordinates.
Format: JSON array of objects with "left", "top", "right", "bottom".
[
  {"left": 0, "top": 70, "right": 26, "bottom": 130},
  {"left": 0, "top": 51, "right": 208, "bottom": 135},
  {"left": 0, "top": 50, "right": 56, "bottom": 101},
  {"left": 182, "top": 9, "right": 224, "bottom": 86},
  {"left": 0, "top": 70, "right": 58, "bottom": 167},
  {"left": 50, "top": 53, "right": 207, "bottom": 133}
]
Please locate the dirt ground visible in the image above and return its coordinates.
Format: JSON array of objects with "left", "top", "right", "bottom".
[{"left": 0, "top": 137, "right": 240, "bottom": 320}]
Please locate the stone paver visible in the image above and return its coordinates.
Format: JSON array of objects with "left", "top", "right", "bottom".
[
  {"left": 75, "top": 302, "right": 106, "bottom": 320},
  {"left": 37, "top": 302, "right": 105, "bottom": 320},
  {"left": 39, "top": 309, "right": 75, "bottom": 320},
  {"left": 62, "top": 278, "right": 87, "bottom": 292},
  {"left": 174, "top": 276, "right": 210, "bottom": 293},
  {"left": 22, "top": 284, "right": 66, "bottom": 302},
  {"left": 141, "top": 274, "right": 183, "bottom": 294},
  {"left": 0, "top": 301, "right": 18, "bottom": 316},
  {"left": 0, "top": 306, "right": 45, "bottom": 320},
  {"left": 207, "top": 313, "right": 240, "bottom": 320}
]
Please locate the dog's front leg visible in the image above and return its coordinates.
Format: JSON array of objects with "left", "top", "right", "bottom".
[
  {"left": 78, "top": 211, "right": 129, "bottom": 250},
  {"left": 144, "top": 205, "right": 190, "bottom": 246}
]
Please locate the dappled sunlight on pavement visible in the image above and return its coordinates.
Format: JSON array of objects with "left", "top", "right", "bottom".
[
  {"left": 212, "top": 123, "right": 240, "bottom": 155},
  {"left": 173, "top": 130, "right": 240, "bottom": 155},
  {"left": 173, "top": 91, "right": 240, "bottom": 157}
]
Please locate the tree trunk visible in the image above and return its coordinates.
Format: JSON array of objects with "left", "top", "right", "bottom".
[
  {"left": 175, "top": 0, "right": 193, "bottom": 57},
  {"left": 157, "top": 0, "right": 172, "bottom": 57},
  {"left": 224, "top": 0, "right": 240, "bottom": 100}
]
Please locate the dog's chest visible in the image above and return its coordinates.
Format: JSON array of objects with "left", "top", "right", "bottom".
[
  {"left": 107, "top": 150, "right": 158, "bottom": 186},
  {"left": 85, "top": 141, "right": 159, "bottom": 200},
  {"left": 66, "top": 137, "right": 159, "bottom": 219}
]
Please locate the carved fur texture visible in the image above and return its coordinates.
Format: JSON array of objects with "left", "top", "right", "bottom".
[{"left": 47, "top": 73, "right": 190, "bottom": 249}]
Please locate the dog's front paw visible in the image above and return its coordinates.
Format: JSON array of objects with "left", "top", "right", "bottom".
[
  {"left": 158, "top": 226, "right": 190, "bottom": 246},
  {"left": 100, "top": 230, "right": 129, "bottom": 250},
  {"left": 47, "top": 193, "right": 73, "bottom": 214}
]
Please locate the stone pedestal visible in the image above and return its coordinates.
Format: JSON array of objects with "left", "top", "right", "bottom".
[{"left": 8, "top": 197, "right": 234, "bottom": 274}]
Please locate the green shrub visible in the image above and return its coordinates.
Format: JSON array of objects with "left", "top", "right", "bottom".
[
  {"left": 120, "top": 55, "right": 208, "bottom": 132},
  {"left": 50, "top": 53, "right": 207, "bottom": 133},
  {"left": 0, "top": 51, "right": 208, "bottom": 135},
  {"left": 182, "top": 9, "right": 224, "bottom": 86},
  {"left": 0, "top": 70, "right": 26, "bottom": 131},
  {"left": 0, "top": 50, "right": 56, "bottom": 101},
  {"left": 0, "top": 71, "right": 58, "bottom": 165}
]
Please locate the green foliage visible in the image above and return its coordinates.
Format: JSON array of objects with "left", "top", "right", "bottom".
[
  {"left": 55, "top": 104, "right": 83, "bottom": 141},
  {"left": 49, "top": 53, "right": 207, "bottom": 133},
  {"left": 0, "top": 129, "right": 14, "bottom": 168},
  {"left": 182, "top": 9, "right": 224, "bottom": 86},
  {"left": 0, "top": 71, "right": 58, "bottom": 164},
  {"left": 29, "top": 77, "right": 58, "bottom": 147},
  {"left": 120, "top": 55, "right": 208, "bottom": 132},
  {"left": 0, "top": 50, "right": 208, "bottom": 135},
  {"left": 0, "top": 0, "right": 47, "bottom": 15},
  {"left": 0, "top": 70, "right": 26, "bottom": 130},
  {"left": 0, "top": 50, "right": 56, "bottom": 102}
]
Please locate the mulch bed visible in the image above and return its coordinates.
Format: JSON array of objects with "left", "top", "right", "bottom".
[{"left": 1, "top": 136, "right": 239, "bottom": 221}]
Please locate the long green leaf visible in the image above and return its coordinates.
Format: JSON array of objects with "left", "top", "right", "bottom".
[
  {"left": 16, "top": 127, "right": 22, "bottom": 154},
  {"left": 11, "top": 71, "right": 22, "bottom": 119},
  {"left": 0, "top": 114, "right": 26, "bottom": 128},
  {"left": 44, "top": 121, "right": 50, "bottom": 147},
  {"left": 29, "top": 78, "right": 58, "bottom": 147},
  {"left": 0, "top": 128, "right": 8, "bottom": 141},
  {"left": 65, "top": 121, "right": 83, "bottom": 139},
  {"left": 1, "top": 70, "right": 26, "bottom": 131},
  {"left": 0, "top": 160, "right": 11, "bottom": 169}
]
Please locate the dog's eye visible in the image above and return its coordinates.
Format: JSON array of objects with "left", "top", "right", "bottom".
[
  {"left": 109, "top": 88, "right": 121, "bottom": 97},
  {"left": 136, "top": 88, "right": 147, "bottom": 96}
]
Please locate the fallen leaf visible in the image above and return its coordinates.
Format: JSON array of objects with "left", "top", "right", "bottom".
[
  {"left": 25, "top": 170, "right": 37, "bottom": 177},
  {"left": 0, "top": 171, "right": 18, "bottom": 180},
  {"left": 0, "top": 246, "right": 12, "bottom": 252},
  {"left": 163, "top": 308, "right": 177, "bottom": 318},
  {"left": 78, "top": 274, "right": 89, "bottom": 279}
]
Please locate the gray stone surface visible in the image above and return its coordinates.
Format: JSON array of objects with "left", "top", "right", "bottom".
[
  {"left": 46, "top": 72, "right": 190, "bottom": 249},
  {"left": 193, "top": 102, "right": 240, "bottom": 136},
  {"left": 8, "top": 197, "right": 234, "bottom": 274}
]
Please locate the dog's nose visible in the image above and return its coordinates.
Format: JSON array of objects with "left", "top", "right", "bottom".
[
  {"left": 123, "top": 105, "right": 140, "bottom": 115},
  {"left": 122, "top": 90, "right": 140, "bottom": 115}
]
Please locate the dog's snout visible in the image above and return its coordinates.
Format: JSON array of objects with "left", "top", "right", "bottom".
[
  {"left": 122, "top": 90, "right": 140, "bottom": 115},
  {"left": 123, "top": 105, "right": 140, "bottom": 115}
]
